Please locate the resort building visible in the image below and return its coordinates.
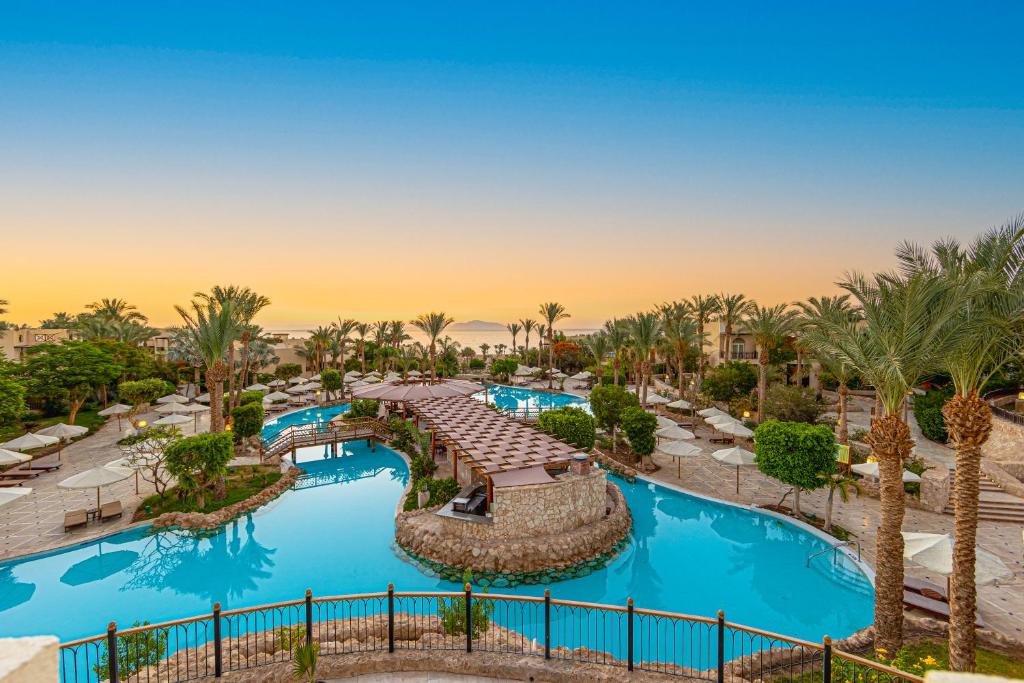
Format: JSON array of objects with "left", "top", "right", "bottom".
[{"left": 0, "top": 328, "right": 70, "bottom": 361}]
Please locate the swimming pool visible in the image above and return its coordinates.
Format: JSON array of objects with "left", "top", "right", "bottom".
[
  {"left": 261, "top": 403, "right": 350, "bottom": 441},
  {"left": 476, "top": 383, "right": 590, "bottom": 413},
  {"left": 0, "top": 442, "right": 872, "bottom": 646}
]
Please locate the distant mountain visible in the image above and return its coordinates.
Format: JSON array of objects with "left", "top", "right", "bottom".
[{"left": 450, "top": 320, "right": 506, "bottom": 331}]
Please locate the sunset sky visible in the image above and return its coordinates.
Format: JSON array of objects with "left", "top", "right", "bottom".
[{"left": 2, "top": 3, "right": 1022, "bottom": 328}]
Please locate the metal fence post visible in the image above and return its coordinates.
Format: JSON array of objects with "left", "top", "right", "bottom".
[
  {"left": 465, "top": 582, "right": 473, "bottom": 653},
  {"left": 106, "top": 622, "right": 119, "bottom": 683},
  {"left": 305, "top": 589, "right": 313, "bottom": 647},
  {"left": 822, "top": 635, "right": 832, "bottom": 683},
  {"left": 388, "top": 583, "right": 395, "bottom": 653},
  {"left": 627, "top": 598, "right": 634, "bottom": 672},
  {"left": 213, "top": 603, "right": 223, "bottom": 678},
  {"left": 543, "top": 589, "right": 551, "bottom": 660},
  {"left": 717, "top": 610, "right": 725, "bottom": 683}
]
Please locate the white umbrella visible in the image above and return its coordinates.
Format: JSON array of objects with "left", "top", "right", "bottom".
[
  {"left": 902, "top": 532, "right": 1012, "bottom": 587},
  {"left": 365, "top": 370, "right": 382, "bottom": 377},
  {"left": 287, "top": 384, "right": 310, "bottom": 394},
  {"left": 712, "top": 446, "right": 758, "bottom": 494},
  {"left": 383, "top": 373, "right": 402, "bottom": 382},
  {"left": 655, "top": 415, "right": 677, "bottom": 429},
  {"left": 36, "top": 423, "right": 89, "bottom": 439},
  {"left": 266, "top": 391, "right": 290, "bottom": 402},
  {"left": 302, "top": 381, "right": 322, "bottom": 391},
  {"left": 345, "top": 371, "right": 363, "bottom": 379},
  {"left": 717, "top": 422, "right": 754, "bottom": 438},
  {"left": 706, "top": 414, "right": 740, "bottom": 427},
  {"left": 178, "top": 402, "right": 209, "bottom": 430},
  {"left": 194, "top": 393, "right": 211, "bottom": 403},
  {"left": 406, "top": 370, "right": 422, "bottom": 377},
  {"left": 667, "top": 399, "right": 693, "bottom": 410},
  {"left": 851, "top": 461, "right": 921, "bottom": 483},
  {"left": 309, "top": 374, "right": 321, "bottom": 381},
  {"left": 570, "top": 371, "right": 592, "bottom": 381},
  {"left": 156, "top": 394, "right": 188, "bottom": 404},
  {"left": 658, "top": 440, "right": 702, "bottom": 477},
  {"left": 656, "top": 425, "right": 696, "bottom": 441},
  {"left": 288, "top": 376, "right": 307, "bottom": 384},
  {"left": 98, "top": 403, "right": 132, "bottom": 428},
  {"left": 154, "top": 402, "right": 190, "bottom": 415},
  {"left": 514, "top": 366, "right": 534, "bottom": 377},
  {"left": 2, "top": 432, "right": 59, "bottom": 452},
  {"left": 245, "top": 383, "right": 270, "bottom": 392},
  {"left": 268, "top": 379, "right": 286, "bottom": 387},
  {"left": 59, "top": 465, "right": 132, "bottom": 510},
  {"left": 106, "top": 456, "right": 157, "bottom": 495},
  {"left": 349, "top": 380, "right": 369, "bottom": 389},
  {"left": 0, "top": 449, "right": 31, "bottom": 466},
  {"left": 0, "top": 488, "right": 32, "bottom": 508},
  {"left": 153, "top": 414, "right": 192, "bottom": 426},
  {"left": 646, "top": 393, "right": 670, "bottom": 405},
  {"left": 697, "top": 407, "right": 728, "bottom": 418},
  {"left": 361, "top": 375, "right": 382, "bottom": 384}
]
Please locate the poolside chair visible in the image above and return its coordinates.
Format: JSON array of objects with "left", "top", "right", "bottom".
[
  {"left": 903, "top": 591, "right": 985, "bottom": 628},
  {"left": 0, "top": 480, "right": 25, "bottom": 488},
  {"left": 100, "top": 500, "right": 123, "bottom": 522},
  {"left": 64, "top": 509, "right": 88, "bottom": 532},
  {"left": 0, "top": 470, "right": 40, "bottom": 481},
  {"left": 22, "top": 460, "right": 61, "bottom": 473},
  {"left": 904, "top": 576, "right": 947, "bottom": 602}
]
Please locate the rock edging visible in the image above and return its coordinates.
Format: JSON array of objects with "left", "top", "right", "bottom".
[
  {"left": 395, "top": 481, "right": 632, "bottom": 574},
  {"left": 151, "top": 466, "right": 301, "bottom": 531}
]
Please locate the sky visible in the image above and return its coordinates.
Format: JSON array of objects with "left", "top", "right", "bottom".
[{"left": 1, "top": 2, "right": 1022, "bottom": 328}]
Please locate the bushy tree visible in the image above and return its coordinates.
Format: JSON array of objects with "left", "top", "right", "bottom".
[
  {"left": 753, "top": 420, "right": 836, "bottom": 516},
  {"left": 274, "top": 363, "right": 303, "bottom": 380},
  {"left": 320, "top": 369, "right": 342, "bottom": 399},
  {"left": 21, "top": 341, "right": 122, "bottom": 422},
  {"left": 538, "top": 406, "right": 596, "bottom": 450},
  {"left": 231, "top": 402, "right": 264, "bottom": 444},
  {"left": 763, "top": 385, "right": 826, "bottom": 424},
  {"left": 0, "top": 375, "right": 26, "bottom": 427},
  {"left": 701, "top": 361, "right": 758, "bottom": 402},
  {"left": 347, "top": 399, "right": 380, "bottom": 419},
  {"left": 119, "top": 426, "right": 180, "bottom": 496},
  {"left": 589, "top": 384, "right": 639, "bottom": 452},
  {"left": 223, "top": 390, "right": 263, "bottom": 414},
  {"left": 162, "top": 432, "right": 234, "bottom": 509},
  {"left": 621, "top": 406, "right": 657, "bottom": 459},
  {"left": 489, "top": 358, "right": 518, "bottom": 382},
  {"left": 118, "top": 378, "right": 176, "bottom": 416}
]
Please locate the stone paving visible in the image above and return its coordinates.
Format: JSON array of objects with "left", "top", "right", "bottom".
[{"left": 0, "top": 408, "right": 210, "bottom": 560}]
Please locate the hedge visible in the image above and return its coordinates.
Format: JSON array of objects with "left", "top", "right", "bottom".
[
  {"left": 231, "top": 402, "right": 265, "bottom": 442},
  {"left": 538, "top": 406, "right": 596, "bottom": 450},
  {"left": 621, "top": 406, "right": 657, "bottom": 457},
  {"left": 913, "top": 388, "right": 952, "bottom": 443}
]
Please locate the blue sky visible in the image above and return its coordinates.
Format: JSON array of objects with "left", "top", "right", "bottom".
[{"left": 1, "top": 2, "right": 1022, "bottom": 325}]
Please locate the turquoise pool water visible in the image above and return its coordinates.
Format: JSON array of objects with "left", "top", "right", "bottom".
[
  {"left": 477, "top": 383, "right": 590, "bottom": 413},
  {"left": 0, "top": 442, "right": 873, "bottom": 646},
  {"left": 261, "top": 403, "right": 350, "bottom": 441}
]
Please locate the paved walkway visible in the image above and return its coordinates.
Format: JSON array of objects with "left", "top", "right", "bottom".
[{"left": 0, "top": 408, "right": 210, "bottom": 560}]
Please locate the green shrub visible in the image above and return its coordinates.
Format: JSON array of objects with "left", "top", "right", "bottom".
[
  {"left": 754, "top": 420, "right": 836, "bottom": 515},
  {"left": 438, "top": 571, "right": 495, "bottom": 635},
  {"left": 93, "top": 620, "right": 167, "bottom": 679},
  {"left": 590, "top": 384, "right": 639, "bottom": 448},
  {"left": 913, "top": 388, "right": 952, "bottom": 443},
  {"left": 223, "top": 390, "right": 263, "bottom": 414},
  {"left": 274, "top": 363, "right": 302, "bottom": 380},
  {"left": 321, "top": 369, "right": 342, "bottom": 398},
  {"left": 347, "top": 399, "right": 380, "bottom": 419},
  {"left": 388, "top": 417, "right": 418, "bottom": 453},
  {"left": 231, "top": 402, "right": 264, "bottom": 442},
  {"left": 763, "top": 384, "right": 825, "bottom": 424},
  {"left": 162, "top": 432, "right": 234, "bottom": 508},
  {"left": 538, "top": 406, "right": 596, "bottom": 450},
  {"left": 469, "top": 358, "right": 485, "bottom": 370},
  {"left": 489, "top": 358, "right": 518, "bottom": 382},
  {"left": 702, "top": 361, "right": 757, "bottom": 402},
  {"left": 118, "top": 378, "right": 175, "bottom": 408},
  {"left": 621, "top": 406, "right": 657, "bottom": 457}
]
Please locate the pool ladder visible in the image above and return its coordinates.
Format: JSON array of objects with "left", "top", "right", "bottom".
[{"left": 806, "top": 540, "right": 861, "bottom": 567}]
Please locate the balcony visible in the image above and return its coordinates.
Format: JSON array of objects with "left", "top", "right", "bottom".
[{"left": 729, "top": 350, "right": 758, "bottom": 360}]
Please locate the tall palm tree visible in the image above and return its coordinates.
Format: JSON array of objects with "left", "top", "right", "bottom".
[
  {"left": 0, "top": 299, "right": 7, "bottom": 316},
  {"left": 743, "top": 303, "right": 799, "bottom": 421},
  {"left": 895, "top": 217, "right": 1024, "bottom": 670},
  {"left": 195, "top": 286, "right": 269, "bottom": 408},
  {"left": 520, "top": 319, "right": 536, "bottom": 364},
  {"left": 629, "top": 312, "right": 663, "bottom": 405},
  {"left": 684, "top": 296, "right": 721, "bottom": 387},
  {"left": 716, "top": 294, "right": 752, "bottom": 365},
  {"left": 799, "top": 295, "right": 860, "bottom": 444},
  {"left": 333, "top": 318, "right": 358, "bottom": 392},
  {"left": 803, "top": 270, "right": 962, "bottom": 653},
  {"left": 231, "top": 291, "right": 271, "bottom": 407},
  {"left": 583, "top": 332, "right": 611, "bottom": 385},
  {"left": 355, "top": 323, "right": 370, "bottom": 373},
  {"left": 662, "top": 309, "right": 702, "bottom": 399},
  {"left": 479, "top": 343, "right": 490, "bottom": 363},
  {"left": 306, "top": 326, "right": 333, "bottom": 374},
  {"left": 85, "top": 298, "right": 148, "bottom": 323},
  {"left": 538, "top": 302, "right": 569, "bottom": 390},
  {"left": 603, "top": 318, "right": 630, "bottom": 386},
  {"left": 495, "top": 343, "right": 506, "bottom": 357},
  {"left": 175, "top": 300, "right": 239, "bottom": 432},
  {"left": 411, "top": 312, "right": 454, "bottom": 382},
  {"left": 506, "top": 322, "right": 521, "bottom": 360}
]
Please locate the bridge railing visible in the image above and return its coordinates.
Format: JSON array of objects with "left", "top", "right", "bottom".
[
  {"left": 58, "top": 587, "right": 921, "bottom": 683},
  {"left": 263, "top": 418, "right": 392, "bottom": 460}
]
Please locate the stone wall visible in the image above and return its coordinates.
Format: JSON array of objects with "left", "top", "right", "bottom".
[
  {"left": 486, "top": 469, "right": 607, "bottom": 539},
  {"left": 855, "top": 460, "right": 949, "bottom": 513},
  {"left": 395, "top": 479, "right": 631, "bottom": 573},
  {"left": 982, "top": 414, "right": 1024, "bottom": 463}
]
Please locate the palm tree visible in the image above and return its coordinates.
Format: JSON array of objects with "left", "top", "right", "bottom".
[
  {"left": 799, "top": 296, "right": 860, "bottom": 444},
  {"left": 662, "top": 309, "right": 702, "bottom": 400},
  {"left": 355, "top": 323, "right": 370, "bottom": 373},
  {"left": 495, "top": 343, "right": 506, "bottom": 357},
  {"left": 306, "top": 326, "right": 333, "bottom": 374},
  {"left": 894, "top": 216, "right": 1024, "bottom": 670},
  {"left": 232, "top": 291, "right": 271, "bottom": 407},
  {"left": 85, "top": 298, "right": 148, "bottom": 323},
  {"left": 603, "top": 319, "right": 630, "bottom": 386},
  {"left": 716, "top": 294, "right": 752, "bottom": 365},
  {"left": 479, "top": 343, "right": 490, "bottom": 363},
  {"left": 803, "top": 270, "right": 962, "bottom": 653},
  {"left": 175, "top": 299, "right": 239, "bottom": 432},
  {"left": 538, "top": 303, "right": 569, "bottom": 389},
  {"left": 195, "top": 286, "right": 269, "bottom": 408},
  {"left": 821, "top": 471, "right": 861, "bottom": 533},
  {"left": 506, "top": 322, "right": 521, "bottom": 360},
  {"left": 520, "top": 319, "right": 536, "bottom": 363},
  {"left": 0, "top": 299, "right": 7, "bottom": 316},
  {"left": 333, "top": 318, "right": 357, "bottom": 392},
  {"left": 411, "top": 312, "right": 454, "bottom": 382},
  {"left": 685, "top": 295, "right": 721, "bottom": 393},
  {"left": 628, "top": 313, "right": 663, "bottom": 405},
  {"left": 743, "top": 303, "right": 799, "bottom": 420},
  {"left": 583, "top": 332, "right": 610, "bottom": 385}
]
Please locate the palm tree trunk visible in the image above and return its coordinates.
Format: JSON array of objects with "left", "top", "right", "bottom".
[
  {"left": 824, "top": 487, "right": 835, "bottom": 532},
  {"left": 613, "top": 358, "right": 620, "bottom": 386},
  {"left": 548, "top": 333, "right": 555, "bottom": 389},
  {"left": 226, "top": 342, "right": 236, "bottom": 408},
  {"left": 868, "top": 414, "right": 913, "bottom": 653},
  {"left": 723, "top": 326, "right": 732, "bottom": 364},
  {"left": 209, "top": 363, "right": 227, "bottom": 432},
  {"left": 696, "top": 323, "right": 706, "bottom": 392},
  {"left": 838, "top": 382, "right": 850, "bottom": 445},
  {"left": 677, "top": 358, "right": 685, "bottom": 400},
  {"left": 236, "top": 334, "right": 251, "bottom": 409},
  {"left": 430, "top": 345, "right": 437, "bottom": 383},
  {"left": 757, "top": 354, "right": 768, "bottom": 421},
  {"left": 943, "top": 392, "right": 992, "bottom": 672}
]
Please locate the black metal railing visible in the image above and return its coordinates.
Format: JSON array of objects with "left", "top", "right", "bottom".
[
  {"left": 984, "top": 387, "right": 1024, "bottom": 426},
  {"left": 729, "top": 351, "right": 759, "bottom": 360},
  {"left": 58, "top": 587, "right": 922, "bottom": 683}
]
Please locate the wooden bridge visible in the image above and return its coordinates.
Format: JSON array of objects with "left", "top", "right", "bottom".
[{"left": 263, "top": 417, "right": 392, "bottom": 461}]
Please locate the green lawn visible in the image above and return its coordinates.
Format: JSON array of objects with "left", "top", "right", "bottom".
[
  {"left": 135, "top": 465, "right": 283, "bottom": 520},
  {"left": 895, "top": 641, "right": 1024, "bottom": 679},
  {"left": 0, "top": 408, "right": 108, "bottom": 445}
]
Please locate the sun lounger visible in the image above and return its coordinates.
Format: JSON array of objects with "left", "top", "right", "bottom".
[
  {"left": 903, "top": 590, "right": 984, "bottom": 628},
  {"left": 100, "top": 500, "right": 123, "bottom": 522},
  {"left": 64, "top": 509, "right": 88, "bottom": 532},
  {"left": 23, "top": 462, "right": 61, "bottom": 472},
  {"left": 0, "top": 470, "right": 40, "bottom": 480},
  {"left": 905, "top": 576, "right": 947, "bottom": 602},
  {"left": 0, "top": 480, "right": 25, "bottom": 488}
]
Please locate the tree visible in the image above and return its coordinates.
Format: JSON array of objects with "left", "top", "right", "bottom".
[
  {"left": 231, "top": 402, "right": 264, "bottom": 446},
  {"left": 798, "top": 295, "right": 860, "bottom": 445},
  {"left": 333, "top": 318, "right": 357, "bottom": 392},
  {"left": 490, "top": 358, "right": 517, "bottom": 383},
  {"left": 274, "top": 363, "right": 302, "bottom": 381},
  {"left": 40, "top": 312, "right": 75, "bottom": 329},
  {"left": 661, "top": 305, "right": 702, "bottom": 399},
  {"left": 753, "top": 420, "right": 836, "bottom": 516},
  {"left": 119, "top": 426, "right": 179, "bottom": 496},
  {"left": 716, "top": 294, "right": 753, "bottom": 366},
  {"left": 118, "top": 378, "right": 175, "bottom": 416},
  {"left": 162, "top": 432, "right": 234, "bottom": 509},
  {"left": 412, "top": 312, "right": 454, "bottom": 383},
  {"left": 21, "top": 341, "right": 122, "bottom": 423},
  {"left": 347, "top": 399, "right": 380, "bottom": 419},
  {"left": 538, "top": 406, "right": 596, "bottom": 450},
  {"left": 355, "top": 323, "right": 371, "bottom": 373},
  {"left": 175, "top": 299, "right": 239, "bottom": 433},
  {"left": 821, "top": 471, "right": 861, "bottom": 533},
  {"left": 590, "top": 384, "right": 639, "bottom": 453},
  {"left": 539, "top": 303, "right": 570, "bottom": 389},
  {"left": 621, "top": 406, "right": 657, "bottom": 461},
  {"left": 0, "top": 375, "right": 26, "bottom": 427},
  {"left": 802, "top": 270, "right": 962, "bottom": 653},
  {"left": 321, "top": 369, "right": 342, "bottom": 400},
  {"left": 603, "top": 319, "right": 630, "bottom": 386},
  {"left": 628, "top": 312, "right": 663, "bottom": 405},
  {"left": 743, "top": 303, "right": 799, "bottom": 421},
  {"left": 583, "top": 332, "right": 610, "bottom": 385},
  {"left": 194, "top": 286, "right": 270, "bottom": 410},
  {"left": 479, "top": 343, "right": 490, "bottom": 363},
  {"left": 702, "top": 361, "right": 757, "bottom": 402},
  {"left": 763, "top": 384, "right": 825, "bottom": 423},
  {"left": 520, "top": 318, "right": 536, "bottom": 363},
  {"left": 685, "top": 294, "right": 721, "bottom": 393},
  {"left": 895, "top": 215, "right": 1024, "bottom": 670},
  {"left": 506, "top": 322, "right": 521, "bottom": 360}
]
